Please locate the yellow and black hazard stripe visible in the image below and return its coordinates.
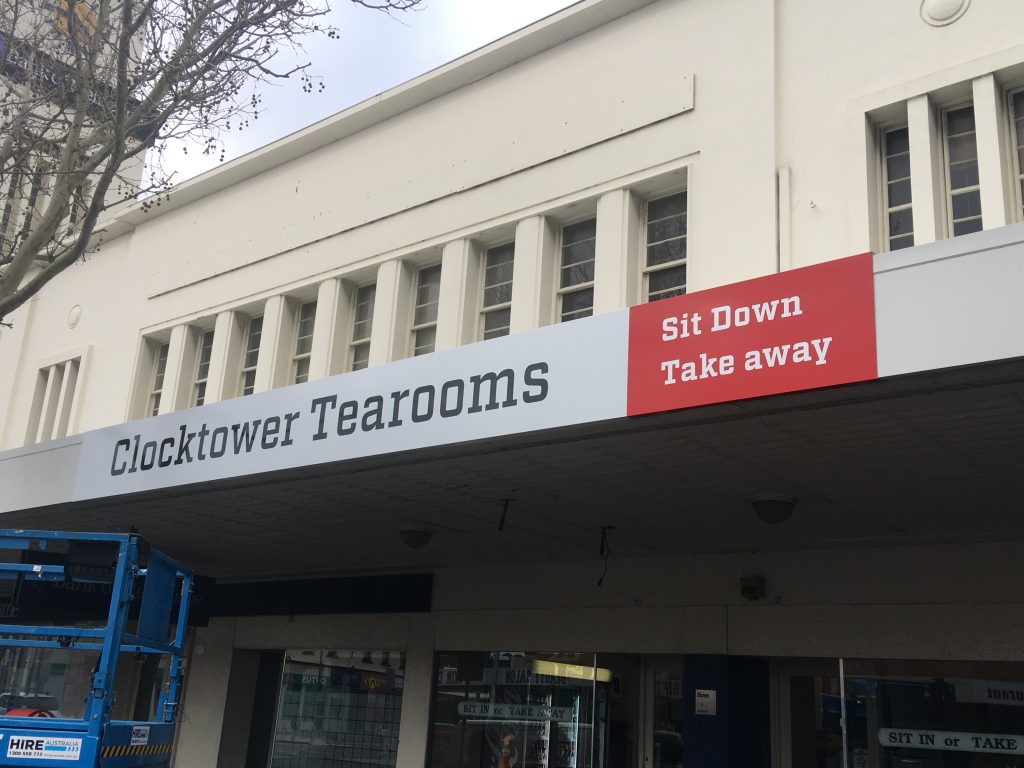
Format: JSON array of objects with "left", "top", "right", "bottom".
[{"left": 101, "top": 742, "right": 173, "bottom": 757}]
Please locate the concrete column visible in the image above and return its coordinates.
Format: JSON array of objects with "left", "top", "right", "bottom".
[
  {"left": 254, "top": 295, "right": 294, "bottom": 393},
  {"left": 160, "top": 324, "right": 195, "bottom": 414},
  {"left": 435, "top": 239, "right": 481, "bottom": 351},
  {"left": 369, "top": 259, "right": 413, "bottom": 366},
  {"left": 593, "top": 188, "right": 642, "bottom": 313},
  {"left": 308, "top": 278, "right": 351, "bottom": 380},
  {"left": 204, "top": 310, "right": 244, "bottom": 404},
  {"left": 395, "top": 616, "right": 435, "bottom": 768},
  {"left": 847, "top": 114, "right": 876, "bottom": 257},
  {"left": 907, "top": 93, "right": 943, "bottom": 244},
  {"left": 126, "top": 338, "right": 156, "bottom": 421},
  {"left": 509, "top": 216, "right": 557, "bottom": 333},
  {"left": 973, "top": 73, "right": 1011, "bottom": 229},
  {"left": 173, "top": 618, "right": 237, "bottom": 768}
]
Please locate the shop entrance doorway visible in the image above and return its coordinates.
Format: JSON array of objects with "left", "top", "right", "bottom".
[{"left": 429, "top": 651, "right": 684, "bottom": 768}]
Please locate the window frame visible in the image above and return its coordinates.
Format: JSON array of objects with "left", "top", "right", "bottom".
[
  {"left": 291, "top": 299, "right": 317, "bottom": 385},
  {"left": 479, "top": 241, "right": 515, "bottom": 340},
  {"left": 879, "top": 125, "right": 915, "bottom": 251},
  {"left": 941, "top": 102, "right": 984, "bottom": 237},
  {"left": 1008, "top": 86, "right": 1024, "bottom": 223},
  {"left": 556, "top": 216, "right": 597, "bottom": 323},
  {"left": 147, "top": 341, "right": 170, "bottom": 417},
  {"left": 642, "top": 190, "right": 688, "bottom": 303},
  {"left": 350, "top": 282, "right": 376, "bottom": 372},
  {"left": 239, "top": 314, "right": 263, "bottom": 397},
  {"left": 191, "top": 328, "right": 216, "bottom": 407},
  {"left": 410, "top": 263, "right": 442, "bottom": 356}
]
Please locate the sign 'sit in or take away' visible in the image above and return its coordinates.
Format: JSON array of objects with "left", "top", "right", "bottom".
[{"left": 879, "top": 728, "right": 1024, "bottom": 755}]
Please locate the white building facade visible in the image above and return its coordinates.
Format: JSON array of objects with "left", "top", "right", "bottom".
[{"left": 2, "top": 0, "right": 1024, "bottom": 766}]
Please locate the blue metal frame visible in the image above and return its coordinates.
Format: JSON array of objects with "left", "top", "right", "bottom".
[{"left": 0, "top": 530, "right": 193, "bottom": 767}]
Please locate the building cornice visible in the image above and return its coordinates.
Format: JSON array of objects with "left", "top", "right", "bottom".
[{"left": 100, "top": 0, "right": 658, "bottom": 241}]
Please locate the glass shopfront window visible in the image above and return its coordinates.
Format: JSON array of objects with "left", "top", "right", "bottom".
[
  {"left": 269, "top": 649, "right": 405, "bottom": 768},
  {"left": 788, "top": 660, "right": 1024, "bottom": 768},
  {"left": 428, "top": 651, "right": 684, "bottom": 768}
]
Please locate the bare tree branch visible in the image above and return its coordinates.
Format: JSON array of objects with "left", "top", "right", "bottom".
[{"left": 0, "top": 0, "right": 422, "bottom": 322}]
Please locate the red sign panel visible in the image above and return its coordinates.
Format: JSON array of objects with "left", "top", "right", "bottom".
[{"left": 627, "top": 253, "right": 877, "bottom": 416}]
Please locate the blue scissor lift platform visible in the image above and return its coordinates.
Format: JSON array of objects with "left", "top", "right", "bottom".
[{"left": 0, "top": 531, "right": 192, "bottom": 767}]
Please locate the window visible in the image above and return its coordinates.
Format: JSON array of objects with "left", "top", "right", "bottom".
[
  {"left": 269, "top": 649, "right": 404, "bottom": 768},
  {"left": 412, "top": 265, "right": 442, "bottom": 356},
  {"left": 0, "top": 160, "right": 45, "bottom": 254},
  {"left": 481, "top": 243, "right": 514, "bottom": 339},
  {"left": 558, "top": 218, "right": 596, "bottom": 322},
  {"left": 292, "top": 300, "right": 316, "bottom": 384},
  {"left": 0, "top": 166, "right": 26, "bottom": 253},
  {"left": 192, "top": 330, "right": 215, "bottom": 407},
  {"left": 429, "top": 651, "right": 680, "bottom": 768},
  {"left": 239, "top": 315, "right": 263, "bottom": 396},
  {"left": 644, "top": 192, "right": 688, "bottom": 301},
  {"left": 148, "top": 342, "right": 169, "bottom": 416},
  {"left": 350, "top": 283, "right": 375, "bottom": 371},
  {"left": 25, "top": 356, "right": 82, "bottom": 444},
  {"left": 944, "top": 105, "right": 983, "bottom": 236},
  {"left": 882, "top": 127, "right": 914, "bottom": 250},
  {"left": 1011, "top": 89, "right": 1024, "bottom": 220}
]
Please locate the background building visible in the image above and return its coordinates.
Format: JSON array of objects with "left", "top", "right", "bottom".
[{"left": 1, "top": 0, "right": 1024, "bottom": 767}]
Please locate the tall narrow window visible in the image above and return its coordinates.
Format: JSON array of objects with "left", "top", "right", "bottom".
[
  {"left": 240, "top": 316, "right": 263, "bottom": 396},
  {"left": 882, "top": 128, "right": 914, "bottom": 250},
  {"left": 0, "top": 167, "right": 24, "bottom": 252},
  {"left": 16, "top": 164, "right": 44, "bottom": 242},
  {"left": 412, "top": 265, "right": 442, "bottom": 356},
  {"left": 944, "top": 105, "right": 983, "bottom": 236},
  {"left": 1011, "top": 90, "right": 1024, "bottom": 220},
  {"left": 192, "top": 330, "right": 215, "bottom": 407},
  {"left": 644, "top": 192, "right": 688, "bottom": 301},
  {"left": 350, "top": 283, "right": 375, "bottom": 371},
  {"left": 292, "top": 300, "right": 316, "bottom": 385},
  {"left": 481, "top": 243, "right": 514, "bottom": 339},
  {"left": 558, "top": 218, "right": 596, "bottom": 322},
  {"left": 148, "top": 342, "right": 169, "bottom": 416}
]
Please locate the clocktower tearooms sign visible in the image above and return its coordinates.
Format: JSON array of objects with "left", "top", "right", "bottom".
[{"left": 627, "top": 253, "right": 877, "bottom": 416}]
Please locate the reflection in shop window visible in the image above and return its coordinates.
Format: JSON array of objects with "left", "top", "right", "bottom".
[
  {"left": 430, "top": 651, "right": 617, "bottom": 768},
  {"left": 790, "top": 660, "right": 1024, "bottom": 768},
  {"left": 270, "top": 649, "right": 404, "bottom": 768}
]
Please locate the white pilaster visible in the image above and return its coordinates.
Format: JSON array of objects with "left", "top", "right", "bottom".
[
  {"left": 593, "top": 188, "right": 641, "bottom": 313},
  {"left": 308, "top": 278, "right": 350, "bottom": 380},
  {"left": 369, "top": 259, "right": 413, "bottom": 367},
  {"left": 435, "top": 239, "right": 481, "bottom": 351},
  {"left": 160, "top": 324, "right": 194, "bottom": 414},
  {"left": 509, "top": 216, "right": 557, "bottom": 333},
  {"left": 254, "top": 295, "right": 294, "bottom": 394},
  {"left": 973, "top": 74, "right": 1011, "bottom": 230},
  {"left": 173, "top": 619, "right": 237, "bottom": 768},
  {"left": 125, "top": 338, "right": 155, "bottom": 422},
  {"left": 205, "top": 310, "right": 244, "bottom": 404},
  {"left": 395, "top": 615, "right": 436, "bottom": 768},
  {"left": 907, "top": 93, "right": 943, "bottom": 245}
]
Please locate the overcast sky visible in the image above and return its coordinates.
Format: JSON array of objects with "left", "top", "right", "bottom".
[{"left": 159, "top": 0, "right": 578, "bottom": 183}]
